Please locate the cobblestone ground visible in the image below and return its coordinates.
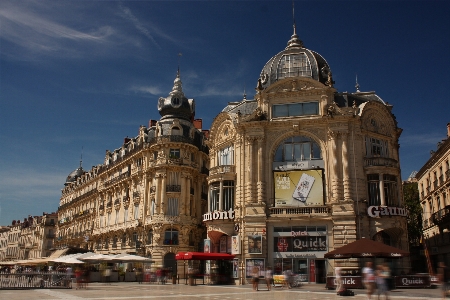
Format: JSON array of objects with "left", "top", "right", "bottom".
[{"left": 0, "top": 282, "right": 444, "bottom": 300}]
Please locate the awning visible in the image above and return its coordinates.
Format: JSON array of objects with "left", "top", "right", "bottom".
[
  {"left": 49, "top": 248, "right": 69, "bottom": 258},
  {"left": 324, "top": 238, "right": 410, "bottom": 259},
  {"left": 175, "top": 252, "right": 235, "bottom": 261}
]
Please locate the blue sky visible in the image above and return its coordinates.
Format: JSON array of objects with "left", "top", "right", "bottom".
[{"left": 0, "top": 0, "right": 449, "bottom": 226}]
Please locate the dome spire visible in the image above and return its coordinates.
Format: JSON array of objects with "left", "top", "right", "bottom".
[
  {"left": 355, "top": 74, "right": 361, "bottom": 92},
  {"left": 286, "top": 0, "right": 303, "bottom": 49},
  {"left": 170, "top": 53, "right": 184, "bottom": 96}
]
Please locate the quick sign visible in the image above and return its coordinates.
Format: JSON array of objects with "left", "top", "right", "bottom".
[
  {"left": 367, "top": 206, "right": 408, "bottom": 218},
  {"left": 203, "top": 209, "right": 235, "bottom": 222},
  {"left": 274, "top": 236, "right": 327, "bottom": 252}
]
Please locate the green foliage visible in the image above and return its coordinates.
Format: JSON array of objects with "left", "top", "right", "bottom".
[{"left": 403, "top": 182, "right": 423, "bottom": 246}]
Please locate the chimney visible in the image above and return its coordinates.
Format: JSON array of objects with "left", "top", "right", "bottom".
[
  {"left": 124, "top": 136, "right": 131, "bottom": 144},
  {"left": 193, "top": 119, "right": 203, "bottom": 130},
  {"left": 202, "top": 129, "right": 210, "bottom": 139},
  {"left": 149, "top": 119, "right": 157, "bottom": 127},
  {"left": 447, "top": 123, "right": 450, "bottom": 137}
]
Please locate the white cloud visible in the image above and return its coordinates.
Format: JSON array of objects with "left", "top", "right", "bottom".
[
  {"left": 129, "top": 85, "right": 163, "bottom": 95},
  {"left": 400, "top": 133, "right": 446, "bottom": 147}
]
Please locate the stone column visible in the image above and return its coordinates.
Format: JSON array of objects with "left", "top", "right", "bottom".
[
  {"left": 328, "top": 130, "right": 339, "bottom": 202},
  {"left": 341, "top": 132, "right": 351, "bottom": 201},
  {"left": 219, "top": 179, "right": 224, "bottom": 211},
  {"left": 257, "top": 137, "right": 264, "bottom": 204},
  {"left": 379, "top": 173, "right": 385, "bottom": 206},
  {"left": 186, "top": 175, "right": 191, "bottom": 216},
  {"left": 247, "top": 137, "right": 254, "bottom": 202},
  {"left": 160, "top": 173, "right": 167, "bottom": 215}
]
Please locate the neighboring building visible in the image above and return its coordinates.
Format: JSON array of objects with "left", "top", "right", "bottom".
[
  {"left": 0, "top": 213, "right": 59, "bottom": 262},
  {"left": 417, "top": 123, "right": 450, "bottom": 271},
  {"left": 0, "top": 227, "right": 10, "bottom": 261},
  {"left": 56, "top": 71, "right": 209, "bottom": 272},
  {"left": 205, "top": 25, "right": 409, "bottom": 284}
]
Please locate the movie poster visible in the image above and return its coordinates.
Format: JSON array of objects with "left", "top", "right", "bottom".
[
  {"left": 248, "top": 235, "right": 262, "bottom": 254},
  {"left": 274, "top": 170, "right": 324, "bottom": 207},
  {"left": 204, "top": 239, "right": 211, "bottom": 253},
  {"left": 231, "top": 235, "right": 240, "bottom": 254}
]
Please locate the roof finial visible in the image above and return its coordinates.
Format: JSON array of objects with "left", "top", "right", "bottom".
[
  {"left": 243, "top": 86, "right": 247, "bottom": 101},
  {"left": 170, "top": 53, "right": 184, "bottom": 96},
  {"left": 286, "top": 0, "right": 303, "bottom": 49},
  {"left": 177, "top": 53, "right": 182, "bottom": 77},
  {"left": 80, "top": 146, "right": 83, "bottom": 168},
  {"left": 355, "top": 74, "right": 361, "bottom": 92}
]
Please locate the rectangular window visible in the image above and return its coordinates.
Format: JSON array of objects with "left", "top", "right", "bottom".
[
  {"left": 366, "top": 137, "right": 388, "bottom": 157},
  {"left": 167, "top": 198, "right": 179, "bottom": 216},
  {"left": 151, "top": 200, "right": 156, "bottom": 216},
  {"left": 115, "top": 210, "right": 119, "bottom": 224},
  {"left": 383, "top": 174, "right": 398, "bottom": 206},
  {"left": 367, "top": 174, "right": 381, "bottom": 206},
  {"left": 223, "top": 181, "right": 235, "bottom": 211},
  {"left": 210, "top": 183, "right": 220, "bottom": 211},
  {"left": 107, "top": 213, "right": 111, "bottom": 226},
  {"left": 273, "top": 102, "right": 319, "bottom": 118},
  {"left": 219, "top": 146, "right": 234, "bottom": 165},
  {"left": 169, "top": 149, "right": 180, "bottom": 159}
]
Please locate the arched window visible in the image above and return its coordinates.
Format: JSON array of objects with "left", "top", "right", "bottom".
[
  {"left": 274, "top": 136, "right": 321, "bottom": 162},
  {"left": 172, "top": 126, "right": 181, "bottom": 136}
]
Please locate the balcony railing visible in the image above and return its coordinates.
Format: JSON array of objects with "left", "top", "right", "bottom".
[
  {"left": 432, "top": 205, "right": 450, "bottom": 225},
  {"left": 209, "top": 165, "right": 235, "bottom": 176},
  {"left": 269, "top": 206, "right": 330, "bottom": 216},
  {"left": 364, "top": 157, "right": 399, "bottom": 168},
  {"left": 166, "top": 185, "right": 181, "bottom": 192}
]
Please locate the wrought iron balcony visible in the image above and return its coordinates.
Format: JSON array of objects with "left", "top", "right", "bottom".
[
  {"left": 432, "top": 205, "right": 450, "bottom": 225},
  {"left": 269, "top": 206, "right": 330, "bottom": 216},
  {"left": 364, "top": 157, "right": 399, "bottom": 168},
  {"left": 166, "top": 185, "right": 181, "bottom": 192}
]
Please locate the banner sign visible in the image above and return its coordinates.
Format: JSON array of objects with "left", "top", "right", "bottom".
[
  {"left": 274, "top": 170, "right": 324, "bottom": 207},
  {"left": 274, "top": 236, "right": 327, "bottom": 252},
  {"left": 367, "top": 206, "right": 408, "bottom": 218}
]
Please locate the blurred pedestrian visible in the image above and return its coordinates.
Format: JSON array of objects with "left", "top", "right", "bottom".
[
  {"left": 265, "top": 267, "right": 273, "bottom": 291},
  {"left": 438, "top": 261, "right": 449, "bottom": 300},
  {"left": 362, "top": 262, "right": 375, "bottom": 300}
]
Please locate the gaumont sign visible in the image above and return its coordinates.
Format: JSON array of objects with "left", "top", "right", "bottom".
[
  {"left": 367, "top": 206, "right": 408, "bottom": 218},
  {"left": 203, "top": 209, "right": 235, "bottom": 222}
]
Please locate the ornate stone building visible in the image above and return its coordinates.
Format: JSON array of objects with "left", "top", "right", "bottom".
[
  {"left": 417, "top": 123, "right": 450, "bottom": 270},
  {"left": 56, "top": 71, "right": 209, "bottom": 271},
  {"left": 205, "top": 26, "right": 409, "bottom": 283}
]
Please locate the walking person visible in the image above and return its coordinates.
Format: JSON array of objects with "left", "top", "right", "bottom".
[
  {"left": 265, "top": 267, "right": 273, "bottom": 291},
  {"left": 375, "top": 264, "right": 389, "bottom": 300},
  {"left": 252, "top": 266, "right": 259, "bottom": 291},
  {"left": 362, "top": 262, "right": 375, "bottom": 300},
  {"left": 438, "top": 261, "right": 449, "bottom": 300},
  {"left": 335, "top": 266, "right": 343, "bottom": 294}
]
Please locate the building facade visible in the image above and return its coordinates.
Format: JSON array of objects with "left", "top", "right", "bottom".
[
  {"left": 56, "top": 72, "right": 209, "bottom": 272},
  {"left": 204, "top": 27, "right": 409, "bottom": 284},
  {"left": 0, "top": 213, "right": 58, "bottom": 262},
  {"left": 417, "top": 123, "right": 450, "bottom": 271}
]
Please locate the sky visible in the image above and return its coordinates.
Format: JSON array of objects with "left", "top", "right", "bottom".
[{"left": 0, "top": 0, "right": 449, "bottom": 226}]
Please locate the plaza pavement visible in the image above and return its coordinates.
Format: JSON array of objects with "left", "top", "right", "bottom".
[{"left": 0, "top": 281, "right": 444, "bottom": 300}]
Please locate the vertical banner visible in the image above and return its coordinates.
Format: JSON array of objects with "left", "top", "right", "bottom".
[
  {"left": 204, "top": 239, "right": 211, "bottom": 253},
  {"left": 220, "top": 236, "right": 227, "bottom": 253},
  {"left": 309, "top": 259, "right": 316, "bottom": 283},
  {"left": 232, "top": 258, "right": 239, "bottom": 278},
  {"left": 231, "top": 235, "right": 240, "bottom": 254}
]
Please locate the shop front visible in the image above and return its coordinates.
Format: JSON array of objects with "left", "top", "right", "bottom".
[{"left": 270, "top": 225, "right": 329, "bottom": 284}]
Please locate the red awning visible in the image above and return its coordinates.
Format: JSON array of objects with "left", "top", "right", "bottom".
[{"left": 175, "top": 252, "right": 235, "bottom": 261}]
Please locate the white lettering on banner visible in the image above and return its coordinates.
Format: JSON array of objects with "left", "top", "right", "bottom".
[
  {"left": 367, "top": 206, "right": 408, "bottom": 218},
  {"left": 334, "top": 278, "right": 356, "bottom": 285},
  {"left": 203, "top": 209, "right": 235, "bottom": 222},
  {"left": 292, "top": 238, "right": 326, "bottom": 249},
  {"left": 391, "top": 253, "right": 402, "bottom": 257},
  {"left": 401, "top": 278, "right": 423, "bottom": 285},
  {"left": 291, "top": 231, "right": 308, "bottom": 237}
]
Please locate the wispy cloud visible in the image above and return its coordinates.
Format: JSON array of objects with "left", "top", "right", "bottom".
[
  {"left": 117, "top": 3, "right": 178, "bottom": 48},
  {"left": 129, "top": 85, "right": 163, "bottom": 95}
]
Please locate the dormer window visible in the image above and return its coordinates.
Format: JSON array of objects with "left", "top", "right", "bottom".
[{"left": 172, "top": 126, "right": 181, "bottom": 135}]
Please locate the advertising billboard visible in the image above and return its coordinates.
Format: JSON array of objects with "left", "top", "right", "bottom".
[{"left": 274, "top": 170, "right": 324, "bottom": 207}]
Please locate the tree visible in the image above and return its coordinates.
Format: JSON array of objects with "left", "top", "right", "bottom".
[{"left": 403, "top": 182, "right": 422, "bottom": 246}]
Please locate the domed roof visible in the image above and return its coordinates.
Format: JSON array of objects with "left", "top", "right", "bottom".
[
  {"left": 65, "top": 165, "right": 84, "bottom": 186},
  {"left": 258, "top": 26, "right": 332, "bottom": 89},
  {"left": 157, "top": 70, "right": 195, "bottom": 122}
]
